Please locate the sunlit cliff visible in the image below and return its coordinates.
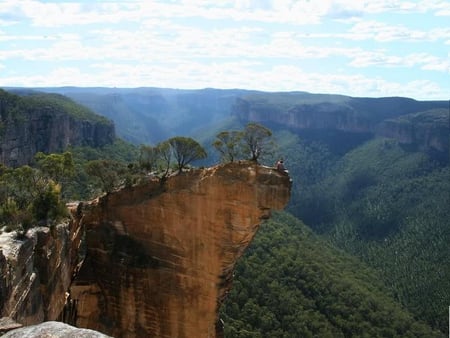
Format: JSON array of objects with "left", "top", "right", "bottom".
[{"left": 1, "top": 161, "right": 291, "bottom": 337}]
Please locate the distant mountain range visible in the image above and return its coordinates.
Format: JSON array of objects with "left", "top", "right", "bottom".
[
  {"left": 6, "top": 87, "right": 447, "bottom": 158},
  {"left": 2, "top": 86, "right": 448, "bottom": 166}
]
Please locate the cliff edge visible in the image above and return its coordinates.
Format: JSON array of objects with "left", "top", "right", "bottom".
[{"left": 70, "top": 161, "right": 291, "bottom": 337}]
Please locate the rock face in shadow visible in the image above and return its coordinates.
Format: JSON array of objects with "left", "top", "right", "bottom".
[
  {"left": 70, "top": 162, "right": 291, "bottom": 337},
  {"left": 0, "top": 90, "right": 115, "bottom": 167},
  {"left": 231, "top": 96, "right": 448, "bottom": 158},
  {"left": 375, "top": 109, "right": 449, "bottom": 156}
]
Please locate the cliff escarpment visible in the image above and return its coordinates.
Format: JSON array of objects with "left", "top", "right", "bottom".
[
  {"left": 232, "top": 95, "right": 448, "bottom": 156},
  {"left": 1, "top": 162, "right": 290, "bottom": 337},
  {"left": 70, "top": 162, "right": 291, "bottom": 337},
  {"left": 376, "top": 108, "right": 449, "bottom": 157},
  {"left": 0, "top": 90, "right": 115, "bottom": 167}
]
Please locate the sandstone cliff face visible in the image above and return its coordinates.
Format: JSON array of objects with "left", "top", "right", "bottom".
[
  {"left": 232, "top": 98, "right": 372, "bottom": 134},
  {"left": 0, "top": 109, "right": 114, "bottom": 167},
  {"left": 232, "top": 97, "right": 449, "bottom": 158},
  {"left": 70, "top": 162, "right": 291, "bottom": 338},
  {"left": 375, "top": 110, "right": 449, "bottom": 155},
  {"left": 0, "top": 90, "right": 115, "bottom": 167},
  {"left": 0, "top": 220, "right": 83, "bottom": 327}
]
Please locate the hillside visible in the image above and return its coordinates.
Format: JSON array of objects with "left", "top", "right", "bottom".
[
  {"left": 232, "top": 93, "right": 448, "bottom": 157},
  {"left": 0, "top": 89, "right": 115, "bottom": 167},
  {"left": 31, "top": 87, "right": 448, "bottom": 162},
  {"left": 221, "top": 211, "right": 443, "bottom": 337},
  {"left": 34, "top": 87, "right": 255, "bottom": 145}
]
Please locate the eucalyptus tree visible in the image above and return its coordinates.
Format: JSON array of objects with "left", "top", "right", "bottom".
[
  {"left": 242, "top": 122, "right": 274, "bottom": 162},
  {"left": 212, "top": 130, "right": 244, "bottom": 163},
  {"left": 139, "top": 145, "right": 160, "bottom": 172},
  {"left": 168, "top": 136, "right": 207, "bottom": 173}
]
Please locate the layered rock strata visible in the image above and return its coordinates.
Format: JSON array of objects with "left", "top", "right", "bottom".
[{"left": 71, "top": 162, "right": 291, "bottom": 337}]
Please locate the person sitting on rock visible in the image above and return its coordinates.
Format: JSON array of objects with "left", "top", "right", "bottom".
[{"left": 276, "top": 159, "right": 288, "bottom": 174}]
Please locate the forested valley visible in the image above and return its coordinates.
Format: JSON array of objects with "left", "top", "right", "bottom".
[{"left": 1, "top": 88, "right": 448, "bottom": 337}]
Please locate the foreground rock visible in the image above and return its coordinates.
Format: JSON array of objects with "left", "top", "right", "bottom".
[
  {"left": 71, "top": 162, "right": 291, "bottom": 337},
  {"left": 2, "top": 321, "right": 112, "bottom": 337},
  {"left": 0, "top": 221, "right": 83, "bottom": 326}
]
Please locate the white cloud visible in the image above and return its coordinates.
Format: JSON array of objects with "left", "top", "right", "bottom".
[
  {"left": 3, "top": 60, "right": 447, "bottom": 100},
  {"left": 349, "top": 49, "right": 450, "bottom": 74},
  {"left": 348, "top": 20, "right": 429, "bottom": 42},
  {"left": 0, "top": 0, "right": 360, "bottom": 28},
  {"left": 0, "top": 0, "right": 448, "bottom": 100}
]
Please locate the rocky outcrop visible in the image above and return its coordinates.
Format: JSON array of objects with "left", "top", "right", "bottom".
[
  {"left": 70, "top": 162, "right": 291, "bottom": 337},
  {"left": 0, "top": 90, "right": 115, "bottom": 167},
  {"left": 375, "top": 109, "right": 449, "bottom": 156},
  {"left": 0, "top": 162, "right": 290, "bottom": 337},
  {"left": 232, "top": 96, "right": 449, "bottom": 158},
  {"left": 0, "top": 219, "right": 83, "bottom": 328},
  {"left": 1, "top": 321, "right": 112, "bottom": 338}
]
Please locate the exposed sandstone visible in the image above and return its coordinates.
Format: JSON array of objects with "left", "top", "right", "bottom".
[
  {"left": 0, "top": 90, "right": 115, "bottom": 167},
  {"left": 0, "top": 220, "right": 83, "bottom": 327},
  {"left": 70, "top": 162, "right": 291, "bottom": 337}
]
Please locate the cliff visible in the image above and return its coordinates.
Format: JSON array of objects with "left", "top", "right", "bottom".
[
  {"left": 0, "top": 219, "right": 83, "bottom": 328},
  {"left": 1, "top": 162, "right": 291, "bottom": 337},
  {"left": 375, "top": 108, "right": 449, "bottom": 156},
  {"left": 0, "top": 90, "right": 115, "bottom": 167},
  {"left": 232, "top": 95, "right": 448, "bottom": 157},
  {"left": 69, "top": 162, "right": 290, "bottom": 337}
]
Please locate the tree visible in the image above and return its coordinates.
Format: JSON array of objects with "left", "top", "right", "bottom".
[
  {"left": 155, "top": 140, "right": 172, "bottom": 179},
  {"left": 168, "top": 136, "right": 207, "bottom": 173},
  {"left": 213, "top": 130, "right": 244, "bottom": 163},
  {"left": 35, "top": 151, "right": 75, "bottom": 189},
  {"left": 31, "top": 180, "right": 66, "bottom": 224},
  {"left": 242, "top": 122, "right": 274, "bottom": 162},
  {"left": 139, "top": 145, "right": 159, "bottom": 172},
  {"left": 85, "top": 160, "right": 127, "bottom": 194}
]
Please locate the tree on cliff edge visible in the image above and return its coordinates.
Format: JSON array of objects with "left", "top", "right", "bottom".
[
  {"left": 243, "top": 122, "right": 274, "bottom": 162},
  {"left": 213, "top": 123, "right": 275, "bottom": 164},
  {"left": 213, "top": 130, "right": 244, "bottom": 163},
  {"left": 168, "top": 136, "right": 207, "bottom": 173}
]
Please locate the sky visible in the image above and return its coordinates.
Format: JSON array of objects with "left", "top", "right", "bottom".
[{"left": 0, "top": 0, "right": 449, "bottom": 100}]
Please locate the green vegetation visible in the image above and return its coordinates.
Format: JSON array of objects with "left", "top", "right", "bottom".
[
  {"left": 168, "top": 136, "right": 207, "bottom": 173},
  {"left": 64, "top": 139, "right": 139, "bottom": 199},
  {"left": 212, "top": 122, "right": 275, "bottom": 164},
  {"left": 389, "top": 108, "right": 448, "bottom": 125},
  {"left": 0, "top": 89, "right": 111, "bottom": 125},
  {"left": 213, "top": 130, "right": 244, "bottom": 163},
  {"left": 276, "top": 129, "right": 449, "bottom": 333},
  {"left": 221, "top": 212, "right": 442, "bottom": 337},
  {"left": 22, "top": 93, "right": 111, "bottom": 124},
  {"left": 0, "top": 154, "right": 72, "bottom": 236}
]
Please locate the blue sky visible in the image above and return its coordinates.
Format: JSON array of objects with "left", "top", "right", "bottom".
[{"left": 0, "top": 0, "right": 449, "bottom": 99}]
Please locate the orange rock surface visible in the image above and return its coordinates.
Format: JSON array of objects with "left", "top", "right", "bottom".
[{"left": 71, "top": 162, "right": 291, "bottom": 337}]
